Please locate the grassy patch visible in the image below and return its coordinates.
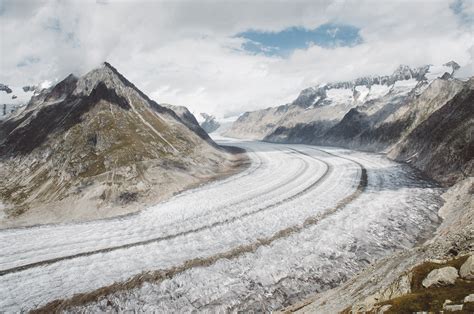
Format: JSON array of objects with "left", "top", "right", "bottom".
[
  {"left": 410, "top": 255, "right": 469, "bottom": 291},
  {"left": 379, "top": 279, "right": 474, "bottom": 313},
  {"left": 376, "top": 255, "right": 473, "bottom": 314}
]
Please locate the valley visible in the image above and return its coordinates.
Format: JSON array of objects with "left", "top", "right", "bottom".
[{"left": 0, "top": 137, "right": 444, "bottom": 312}]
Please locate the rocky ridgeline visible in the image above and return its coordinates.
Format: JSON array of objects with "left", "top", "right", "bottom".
[{"left": 291, "top": 63, "right": 440, "bottom": 108}]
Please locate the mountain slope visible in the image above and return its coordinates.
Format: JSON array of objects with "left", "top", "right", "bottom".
[
  {"left": 0, "top": 62, "right": 244, "bottom": 228},
  {"left": 389, "top": 79, "right": 474, "bottom": 185},
  {"left": 226, "top": 62, "right": 472, "bottom": 185}
]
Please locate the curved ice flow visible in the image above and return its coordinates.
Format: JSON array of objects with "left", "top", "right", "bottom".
[{"left": 0, "top": 140, "right": 442, "bottom": 312}]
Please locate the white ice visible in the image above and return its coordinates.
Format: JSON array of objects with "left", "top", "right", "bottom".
[{"left": 0, "top": 139, "right": 443, "bottom": 312}]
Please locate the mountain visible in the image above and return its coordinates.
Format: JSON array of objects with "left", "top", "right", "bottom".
[
  {"left": 226, "top": 61, "right": 472, "bottom": 185},
  {"left": 0, "top": 62, "right": 243, "bottom": 228},
  {"left": 265, "top": 63, "right": 472, "bottom": 312},
  {"left": 389, "top": 79, "right": 474, "bottom": 185},
  {"left": 226, "top": 62, "right": 459, "bottom": 140},
  {"left": 199, "top": 113, "right": 221, "bottom": 133}
]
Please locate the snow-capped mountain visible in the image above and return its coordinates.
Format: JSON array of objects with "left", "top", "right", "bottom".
[
  {"left": 292, "top": 62, "right": 459, "bottom": 108},
  {"left": 225, "top": 61, "right": 472, "bottom": 185},
  {"left": 225, "top": 63, "right": 453, "bottom": 140},
  {"left": 0, "top": 62, "right": 239, "bottom": 228}
]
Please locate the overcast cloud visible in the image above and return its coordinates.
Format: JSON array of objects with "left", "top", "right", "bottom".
[{"left": 0, "top": 0, "right": 472, "bottom": 117}]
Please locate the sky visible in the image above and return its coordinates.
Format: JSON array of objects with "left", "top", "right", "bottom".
[{"left": 0, "top": 0, "right": 473, "bottom": 118}]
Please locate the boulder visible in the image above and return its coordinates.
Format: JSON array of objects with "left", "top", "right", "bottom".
[
  {"left": 443, "top": 299, "right": 464, "bottom": 311},
  {"left": 444, "top": 304, "right": 463, "bottom": 311},
  {"left": 422, "top": 266, "right": 458, "bottom": 288},
  {"left": 460, "top": 255, "right": 474, "bottom": 279},
  {"left": 464, "top": 294, "right": 474, "bottom": 303}
]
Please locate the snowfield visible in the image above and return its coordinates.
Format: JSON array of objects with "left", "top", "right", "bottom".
[{"left": 0, "top": 137, "right": 443, "bottom": 312}]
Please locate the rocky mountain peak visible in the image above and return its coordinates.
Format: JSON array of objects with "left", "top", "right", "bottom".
[{"left": 73, "top": 62, "right": 130, "bottom": 97}]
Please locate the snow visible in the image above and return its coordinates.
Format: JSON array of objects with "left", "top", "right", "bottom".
[
  {"left": 211, "top": 115, "right": 240, "bottom": 135},
  {"left": 0, "top": 87, "right": 34, "bottom": 106},
  {"left": 0, "top": 87, "right": 34, "bottom": 120},
  {"left": 425, "top": 65, "right": 452, "bottom": 81},
  {"left": 0, "top": 139, "right": 443, "bottom": 312},
  {"left": 193, "top": 111, "right": 206, "bottom": 123},
  {"left": 390, "top": 78, "right": 419, "bottom": 96},
  {"left": 325, "top": 88, "right": 353, "bottom": 106},
  {"left": 354, "top": 85, "right": 370, "bottom": 102},
  {"left": 0, "top": 80, "right": 54, "bottom": 120}
]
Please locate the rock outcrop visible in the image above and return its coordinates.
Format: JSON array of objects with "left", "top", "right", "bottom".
[
  {"left": 0, "top": 83, "right": 12, "bottom": 94},
  {"left": 460, "top": 255, "right": 474, "bottom": 280},
  {"left": 422, "top": 266, "right": 459, "bottom": 287}
]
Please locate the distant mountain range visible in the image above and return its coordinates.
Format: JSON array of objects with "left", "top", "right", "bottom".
[{"left": 225, "top": 61, "right": 473, "bottom": 186}]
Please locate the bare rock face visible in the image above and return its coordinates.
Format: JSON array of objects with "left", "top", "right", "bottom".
[
  {"left": 22, "top": 85, "right": 38, "bottom": 92},
  {"left": 200, "top": 113, "right": 220, "bottom": 133},
  {"left": 422, "top": 266, "right": 459, "bottom": 288},
  {"left": 0, "top": 83, "right": 12, "bottom": 94},
  {"left": 160, "top": 104, "right": 216, "bottom": 145},
  {"left": 390, "top": 79, "right": 474, "bottom": 186},
  {"left": 460, "top": 255, "right": 474, "bottom": 279},
  {"left": 465, "top": 294, "right": 474, "bottom": 303},
  {"left": 0, "top": 62, "right": 232, "bottom": 227},
  {"left": 350, "top": 271, "right": 412, "bottom": 312},
  {"left": 444, "top": 303, "right": 463, "bottom": 311}
]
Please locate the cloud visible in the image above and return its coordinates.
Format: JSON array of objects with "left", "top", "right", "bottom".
[{"left": 0, "top": 0, "right": 472, "bottom": 118}]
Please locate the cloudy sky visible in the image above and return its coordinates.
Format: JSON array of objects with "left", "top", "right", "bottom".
[{"left": 0, "top": 0, "right": 473, "bottom": 118}]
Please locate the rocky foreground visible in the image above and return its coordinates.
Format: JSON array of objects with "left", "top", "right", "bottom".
[{"left": 282, "top": 178, "right": 473, "bottom": 313}]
